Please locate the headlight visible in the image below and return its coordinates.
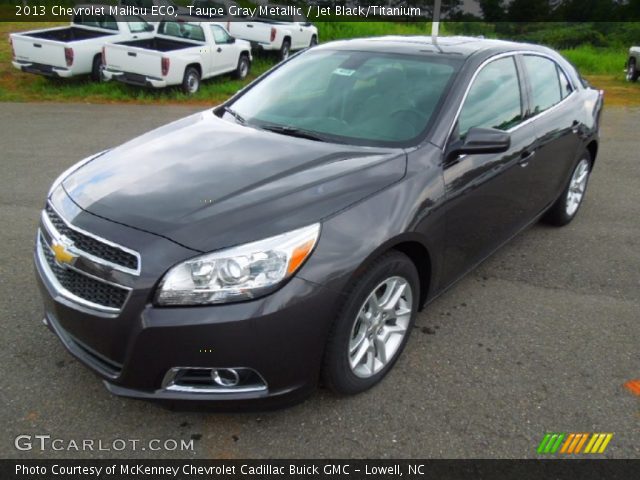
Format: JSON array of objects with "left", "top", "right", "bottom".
[{"left": 155, "top": 223, "right": 320, "bottom": 306}]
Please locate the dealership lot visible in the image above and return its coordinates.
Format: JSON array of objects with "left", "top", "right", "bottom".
[{"left": 1, "top": 103, "right": 638, "bottom": 458}]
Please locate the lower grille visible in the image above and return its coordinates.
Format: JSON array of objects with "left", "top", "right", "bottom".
[{"left": 40, "top": 233, "right": 129, "bottom": 310}]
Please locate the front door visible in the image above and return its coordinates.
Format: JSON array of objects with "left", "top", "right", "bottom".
[
  {"left": 441, "top": 55, "right": 538, "bottom": 286},
  {"left": 210, "top": 24, "right": 236, "bottom": 75}
]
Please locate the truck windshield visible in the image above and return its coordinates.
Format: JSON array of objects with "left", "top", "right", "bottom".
[
  {"left": 158, "top": 22, "right": 205, "bottom": 42},
  {"left": 230, "top": 49, "right": 461, "bottom": 147}
]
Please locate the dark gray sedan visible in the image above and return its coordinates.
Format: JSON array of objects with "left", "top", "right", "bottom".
[{"left": 35, "top": 35, "right": 603, "bottom": 408}]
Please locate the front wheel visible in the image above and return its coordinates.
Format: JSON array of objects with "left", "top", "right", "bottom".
[
  {"left": 309, "top": 35, "right": 318, "bottom": 48},
  {"left": 626, "top": 58, "right": 639, "bottom": 82},
  {"left": 181, "top": 67, "right": 200, "bottom": 95},
  {"left": 322, "top": 251, "right": 419, "bottom": 395},
  {"left": 542, "top": 153, "right": 592, "bottom": 226},
  {"left": 234, "top": 54, "right": 250, "bottom": 80}
]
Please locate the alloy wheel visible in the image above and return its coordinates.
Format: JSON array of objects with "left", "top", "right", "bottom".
[
  {"left": 565, "top": 158, "right": 590, "bottom": 217},
  {"left": 348, "top": 276, "right": 413, "bottom": 378}
]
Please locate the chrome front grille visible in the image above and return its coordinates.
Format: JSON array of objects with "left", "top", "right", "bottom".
[
  {"left": 40, "top": 233, "right": 129, "bottom": 310},
  {"left": 37, "top": 202, "right": 140, "bottom": 315},
  {"left": 45, "top": 204, "right": 138, "bottom": 271}
]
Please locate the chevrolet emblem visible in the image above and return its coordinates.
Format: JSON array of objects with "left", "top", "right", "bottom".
[{"left": 51, "top": 237, "right": 77, "bottom": 267}]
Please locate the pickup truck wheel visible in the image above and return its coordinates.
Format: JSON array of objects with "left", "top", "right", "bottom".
[
  {"left": 309, "top": 35, "right": 318, "bottom": 48},
  {"left": 182, "top": 67, "right": 200, "bottom": 95},
  {"left": 279, "top": 39, "right": 291, "bottom": 61},
  {"left": 627, "top": 58, "right": 639, "bottom": 82},
  {"left": 322, "top": 251, "right": 419, "bottom": 395},
  {"left": 235, "top": 54, "right": 250, "bottom": 80},
  {"left": 542, "top": 152, "right": 592, "bottom": 226},
  {"left": 91, "top": 55, "right": 104, "bottom": 82}
]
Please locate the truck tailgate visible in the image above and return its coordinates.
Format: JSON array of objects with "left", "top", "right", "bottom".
[
  {"left": 11, "top": 34, "right": 67, "bottom": 68},
  {"left": 229, "top": 22, "right": 272, "bottom": 44},
  {"left": 105, "top": 44, "right": 163, "bottom": 77}
]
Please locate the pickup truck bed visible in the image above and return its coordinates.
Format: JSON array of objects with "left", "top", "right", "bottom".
[
  {"left": 25, "top": 27, "right": 115, "bottom": 42},
  {"left": 116, "top": 38, "right": 197, "bottom": 52}
]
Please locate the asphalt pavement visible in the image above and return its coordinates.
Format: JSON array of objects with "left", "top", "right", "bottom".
[{"left": 0, "top": 102, "right": 638, "bottom": 459}]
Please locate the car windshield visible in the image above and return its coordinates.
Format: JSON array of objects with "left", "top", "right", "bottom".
[{"left": 230, "top": 49, "right": 461, "bottom": 146}]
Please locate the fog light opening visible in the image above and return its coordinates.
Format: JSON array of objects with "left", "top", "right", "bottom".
[
  {"left": 212, "top": 368, "right": 240, "bottom": 387},
  {"left": 161, "top": 367, "right": 268, "bottom": 393}
]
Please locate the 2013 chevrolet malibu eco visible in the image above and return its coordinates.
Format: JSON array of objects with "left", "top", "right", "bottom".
[{"left": 35, "top": 36, "right": 603, "bottom": 407}]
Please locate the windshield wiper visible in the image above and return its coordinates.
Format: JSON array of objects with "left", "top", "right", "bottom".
[
  {"left": 221, "top": 106, "right": 247, "bottom": 125},
  {"left": 259, "top": 124, "right": 328, "bottom": 142}
]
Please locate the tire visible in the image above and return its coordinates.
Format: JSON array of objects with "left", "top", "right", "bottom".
[
  {"left": 234, "top": 54, "right": 250, "bottom": 80},
  {"left": 309, "top": 35, "right": 318, "bottom": 48},
  {"left": 90, "top": 55, "right": 104, "bottom": 82},
  {"left": 181, "top": 66, "right": 200, "bottom": 95},
  {"left": 542, "top": 152, "right": 592, "bottom": 226},
  {"left": 626, "top": 58, "right": 639, "bottom": 82},
  {"left": 322, "top": 251, "right": 419, "bottom": 395},
  {"left": 279, "top": 39, "right": 291, "bottom": 61}
]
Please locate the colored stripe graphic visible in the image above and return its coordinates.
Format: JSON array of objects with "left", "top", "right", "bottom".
[
  {"left": 537, "top": 433, "right": 565, "bottom": 454},
  {"left": 538, "top": 433, "right": 613, "bottom": 454},
  {"left": 624, "top": 379, "right": 640, "bottom": 396},
  {"left": 584, "top": 433, "right": 614, "bottom": 454}
]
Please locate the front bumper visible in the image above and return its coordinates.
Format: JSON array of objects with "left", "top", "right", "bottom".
[
  {"left": 13, "top": 60, "right": 73, "bottom": 78},
  {"left": 103, "top": 69, "right": 167, "bottom": 88},
  {"left": 34, "top": 223, "right": 341, "bottom": 408}
]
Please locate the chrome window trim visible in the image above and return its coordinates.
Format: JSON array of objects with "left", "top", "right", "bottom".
[
  {"left": 445, "top": 50, "right": 578, "bottom": 147},
  {"left": 36, "top": 231, "right": 130, "bottom": 316},
  {"left": 45, "top": 202, "right": 141, "bottom": 276}
]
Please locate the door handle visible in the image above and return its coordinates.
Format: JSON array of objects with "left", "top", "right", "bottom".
[
  {"left": 519, "top": 150, "right": 535, "bottom": 168},
  {"left": 247, "top": 24, "right": 254, "bottom": 28},
  {"left": 217, "top": 47, "right": 222, "bottom": 53},
  {"left": 33, "top": 43, "right": 42, "bottom": 48}
]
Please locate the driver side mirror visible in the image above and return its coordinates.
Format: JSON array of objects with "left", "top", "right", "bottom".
[
  {"left": 144, "top": 24, "right": 155, "bottom": 32},
  {"left": 448, "top": 127, "right": 511, "bottom": 160},
  {"left": 228, "top": 36, "right": 236, "bottom": 44}
]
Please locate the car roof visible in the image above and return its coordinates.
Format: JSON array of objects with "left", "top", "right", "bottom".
[{"left": 318, "top": 35, "right": 552, "bottom": 60}]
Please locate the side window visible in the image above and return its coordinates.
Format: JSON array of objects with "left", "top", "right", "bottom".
[
  {"left": 458, "top": 56, "right": 523, "bottom": 138},
  {"left": 523, "top": 55, "right": 562, "bottom": 114},
  {"left": 210, "top": 25, "right": 231, "bottom": 44},
  {"left": 557, "top": 65, "right": 573, "bottom": 99}
]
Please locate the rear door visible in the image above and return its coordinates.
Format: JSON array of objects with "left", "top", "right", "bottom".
[
  {"left": 441, "top": 54, "right": 539, "bottom": 285},
  {"left": 520, "top": 54, "right": 583, "bottom": 213}
]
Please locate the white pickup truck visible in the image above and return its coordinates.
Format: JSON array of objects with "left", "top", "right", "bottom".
[
  {"left": 222, "top": 3, "right": 318, "bottom": 60},
  {"left": 102, "top": 20, "right": 252, "bottom": 94},
  {"left": 10, "top": 6, "right": 154, "bottom": 81}
]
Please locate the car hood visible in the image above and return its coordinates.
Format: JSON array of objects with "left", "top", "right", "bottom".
[{"left": 62, "top": 110, "right": 406, "bottom": 252}]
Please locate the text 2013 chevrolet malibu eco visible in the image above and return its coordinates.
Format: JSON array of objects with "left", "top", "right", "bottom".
[{"left": 35, "top": 36, "right": 603, "bottom": 407}]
